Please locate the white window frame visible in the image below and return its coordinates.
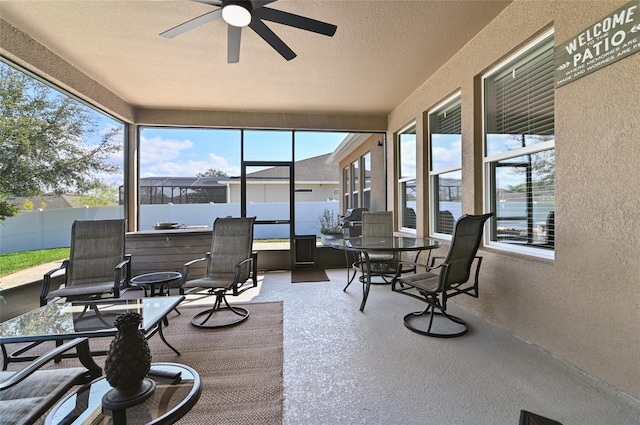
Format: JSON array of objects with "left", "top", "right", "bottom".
[
  {"left": 482, "top": 29, "right": 555, "bottom": 260},
  {"left": 428, "top": 92, "right": 462, "bottom": 240}
]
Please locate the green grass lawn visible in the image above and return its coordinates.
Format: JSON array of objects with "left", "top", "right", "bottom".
[{"left": 0, "top": 248, "right": 70, "bottom": 277}]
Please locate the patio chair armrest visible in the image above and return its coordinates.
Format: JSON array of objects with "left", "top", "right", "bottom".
[
  {"left": 184, "top": 256, "right": 208, "bottom": 268},
  {"left": 115, "top": 257, "right": 130, "bottom": 269},
  {"left": 0, "top": 337, "right": 101, "bottom": 391},
  {"left": 119, "top": 254, "right": 132, "bottom": 282},
  {"left": 112, "top": 256, "right": 132, "bottom": 297},
  {"left": 472, "top": 255, "right": 483, "bottom": 285},
  {"left": 44, "top": 259, "right": 69, "bottom": 278},
  {"left": 397, "top": 260, "right": 443, "bottom": 273},
  {"left": 182, "top": 253, "right": 210, "bottom": 283},
  {"left": 40, "top": 259, "right": 69, "bottom": 306},
  {"left": 233, "top": 256, "right": 254, "bottom": 279}
]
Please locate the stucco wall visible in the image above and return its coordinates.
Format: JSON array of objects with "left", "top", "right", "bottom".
[
  {"left": 338, "top": 134, "right": 387, "bottom": 214},
  {"left": 387, "top": 0, "right": 640, "bottom": 400}
]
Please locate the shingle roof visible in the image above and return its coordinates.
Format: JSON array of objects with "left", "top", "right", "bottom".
[{"left": 245, "top": 153, "right": 338, "bottom": 182}]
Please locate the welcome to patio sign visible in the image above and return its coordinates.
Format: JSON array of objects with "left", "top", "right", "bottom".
[{"left": 555, "top": 0, "right": 640, "bottom": 87}]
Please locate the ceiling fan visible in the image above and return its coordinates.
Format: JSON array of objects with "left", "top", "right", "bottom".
[{"left": 160, "top": 0, "right": 337, "bottom": 63}]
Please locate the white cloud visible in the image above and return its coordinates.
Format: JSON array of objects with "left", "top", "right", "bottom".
[
  {"left": 139, "top": 136, "right": 240, "bottom": 177},
  {"left": 140, "top": 136, "right": 194, "bottom": 166},
  {"left": 205, "top": 153, "right": 240, "bottom": 176}
]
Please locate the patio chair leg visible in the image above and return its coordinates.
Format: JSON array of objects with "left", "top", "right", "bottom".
[
  {"left": 403, "top": 303, "right": 469, "bottom": 338},
  {"left": 191, "top": 290, "right": 249, "bottom": 329}
]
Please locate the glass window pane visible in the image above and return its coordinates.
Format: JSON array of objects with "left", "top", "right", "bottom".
[
  {"left": 0, "top": 60, "right": 125, "bottom": 256},
  {"left": 433, "top": 170, "right": 462, "bottom": 235},
  {"left": 138, "top": 127, "right": 241, "bottom": 230},
  {"left": 351, "top": 160, "right": 359, "bottom": 204},
  {"left": 294, "top": 131, "right": 347, "bottom": 162},
  {"left": 398, "top": 123, "right": 417, "bottom": 231},
  {"left": 429, "top": 95, "right": 461, "bottom": 237},
  {"left": 399, "top": 126, "right": 416, "bottom": 180},
  {"left": 244, "top": 130, "right": 292, "bottom": 161},
  {"left": 485, "top": 35, "right": 554, "bottom": 157},
  {"left": 492, "top": 151, "right": 555, "bottom": 248},
  {"left": 430, "top": 97, "right": 461, "bottom": 171},
  {"left": 401, "top": 179, "right": 417, "bottom": 230},
  {"left": 431, "top": 134, "right": 462, "bottom": 170},
  {"left": 343, "top": 167, "right": 350, "bottom": 209},
  {"left": 363, "top": 152, "right": 371, "bottom": 189},
  {"left": 483, "top": 30, "right": 555, "bottom": 254},
  {"left": 363, "top": 189, "right": 371, "bottom": 210}
]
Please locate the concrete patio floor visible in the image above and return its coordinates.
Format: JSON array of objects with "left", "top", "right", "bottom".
[
  {"left": 3, "top": 265, "right": 639, "bottom": 424},
  {"left": 178, "top": 269, "right": 639, "bottom": 425}
]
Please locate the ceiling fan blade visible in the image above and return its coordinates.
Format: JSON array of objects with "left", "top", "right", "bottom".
[
  {"left": 250, "top": 0, "right": 278, "bottom": 9},
  {"left": 253, "top": 7, "right": 337, "bottom": 37},
  {"left": 191, "top": 0, "right": 223, "bottom": 5},
  {"left": 228, "top": 25, "right": 242, "bottom": 63},
  {"left": 249, "top": 19, "right": 296, "bottom": 61},
  {"left": 160, "top": 9, "right": 223, "bottom": 38}
]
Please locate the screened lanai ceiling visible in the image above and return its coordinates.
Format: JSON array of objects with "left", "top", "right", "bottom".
[{"left": 0, "top": 0, "right": 511, "bottom": 115}]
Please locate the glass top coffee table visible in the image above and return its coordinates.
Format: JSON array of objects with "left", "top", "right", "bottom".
[
  {"left": 0, "top": 296, "right": 184, "bottom": 369},
  {"left": 45, "top": 362, "right": 201, "bottom": 425}
]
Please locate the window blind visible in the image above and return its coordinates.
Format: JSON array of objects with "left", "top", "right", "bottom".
[
  {"left": 486, "top": 36, "right": 555, "bottom": 137},
  {"left": 433, "top": 101, "right": 462, "bottom": 135}
]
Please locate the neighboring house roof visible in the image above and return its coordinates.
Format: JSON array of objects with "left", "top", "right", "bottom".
[
  {"left": 238, "top": 153, "right": 339, "bottom": 183},
  {"left": 6, "top": 194, "right": 75, "bottom": 210}
]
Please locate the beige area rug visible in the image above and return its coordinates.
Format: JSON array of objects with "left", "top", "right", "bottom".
[
  {"left": 23, "top": 301, "right": 283, "bottom": 425},
  {"left": 150, "top": 302, "right": 283, "bottom": 424}
]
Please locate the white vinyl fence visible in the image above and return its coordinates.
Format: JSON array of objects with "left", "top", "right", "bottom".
[{"left": 0, "top": 202, "right": 340, "bottom": 254}]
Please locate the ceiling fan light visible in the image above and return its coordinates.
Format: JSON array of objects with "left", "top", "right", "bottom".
[{"left": 222, "top": 4, "right": 251, "bottom": 27}]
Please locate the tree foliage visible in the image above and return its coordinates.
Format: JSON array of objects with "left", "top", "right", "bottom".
[
  {"left": 196, "top": 168, "right": 229, "bottom": 177},
  {"left": 74, "top": 186, "right": 119, "bottom": 207},
  {"left": 0, "top": 198, "right": 19, "bottom": 220},
  {"left": 0, "top": 63, "right": 122, "bottom": 199}
]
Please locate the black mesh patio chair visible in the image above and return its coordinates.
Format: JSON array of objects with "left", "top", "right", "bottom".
[
  {"left": 436, "top": 210, "right": 455, "bottom": 235},
  {"left": 345, "top": 211, "right": 397, "bottom": 290},
  {"left": 392, "top": 213, "right": 493, "bottom": 337},
  {"left": 40, "top": 219, "right": 131, "bottom": 306},
  {"left": 0, "top": 337, "right": 102, "bottom": 425},
  {"left": 180, "top": 217, "right": 257, "bottom": 329}
]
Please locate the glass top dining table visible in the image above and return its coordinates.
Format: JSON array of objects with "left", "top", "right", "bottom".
[{"left": 331, "top": 237, "right": 441, "bottom": 311}]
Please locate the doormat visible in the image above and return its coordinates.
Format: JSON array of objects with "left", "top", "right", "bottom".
[{"left": 291, "top": 268, "right": 330, "bottom": 283}]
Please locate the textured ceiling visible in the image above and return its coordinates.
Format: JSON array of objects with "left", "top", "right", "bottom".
[{"left": 0, "top": 0, "right": 511, "bottom": 115}]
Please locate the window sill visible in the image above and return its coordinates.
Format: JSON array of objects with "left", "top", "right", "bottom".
[{"left": 485, "top": 241, "right": 555, "bottom": 262}]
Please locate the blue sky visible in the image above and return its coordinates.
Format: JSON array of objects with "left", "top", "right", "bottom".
[
  {"left": 138, "top": 127, "right": 348, "bottom": 179},
  {"left": 94, "top": 111, "right": 349, "bottom": 186}
]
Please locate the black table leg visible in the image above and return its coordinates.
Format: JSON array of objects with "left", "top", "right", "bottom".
[
  {"left": 359, "top": 252, "right": 372, "bottom": 312},
  {"left": 157, "top": 320, "right": 180, "bottom": 355}
]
